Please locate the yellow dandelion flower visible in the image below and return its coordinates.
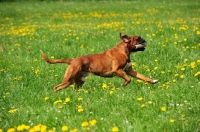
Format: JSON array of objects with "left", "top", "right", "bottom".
[
  {"left": 148, "top": 101, "right": 153, "bottom": 104},
  {"left": 146, "top": 69, "right": 150, "bottom": 72},
  {"left": 181, "top": 68, "right": 185, "bottom": 71},
  {"left": 80, "top": 45, "right": 84, "bottom": 49},
  {"left": 132, "top": 62, "right": 136, "bottom": 67},
  {"left": 175, "top": 74, "right": 179, "bottom": 77},
  {"left": 180, "top": 75, "right": 184, "bottom": 78},
  {"left": 194, "top": 71, "right": 200, "bottom": 77},
  {"left": 141, "top": 104, "right": 145, "bottom": 108},
  {"left": 109, "top": 91, "right": 114, "bottom": 95},
  {"left": 65, "top": 98, "right": 70, "bottom": 103},
  {"left": 0, "top": 129, "right": 3, "bottom": 132},
  {"left": 112, "top": 126, "right": 119, "bottom": 132},
  {"left": 161, "top": 107, "right": 167, "bottom": 112},
  {"left": 41, "top": 125, "right": 47, "bottom": 132},
  {"left": 17, "top": 124, "right": 30, "bottom": 131},
  {"left": 137, "top": 97, "right": 143, "bottom": 101},
  {"left": 77, "top": 105, "right": 84, "bottom": 113},
  {"left": 77, "top": 105, "right": 82, "bottom": 109},
  {"left": 44, "top": 96, "right": 49, "bottom": 101},
  {"left": 70, "top": 128, "right": 78, "bottom": 132},
  {"left": 172, "top": 79, "right": 177, "bottom": 83},
  {"left": 102, "top": 83, "right": 109, "bottom": 89},
  {"left": 7, "top": 128, "right": 15, "bottom": 132},
  {"left": 184, "top": 59, "right": 188, "bottom": 63},
  {"left": 78, "top": 108, "right": 84, "bottom": 113},
  {"left": 137, "top": 79, "right": 142, "bottom": 83},
  {"left": 8, "top": 109, "right": 17, "bottom": 113},
  {"left": 34, "top": 58, "right": 38, "bottom": 62},
  {"left": 78, "top": 97, "right": 83, "bottom": 101},
  {"left": 54, "top": 99, "right": 62, "bottom": 104},
  {"left": 83, "top": 127, "right": 90, "bottom": 131},
  {"left": 58, "top": 106, "right": 63, "bottom": 109},
  {"left": 48, "top": 127, "right": 56, "bottom": 132},
  {"left": 29, "top": 128, "right": 34, "bottom": 132},
  {"left": 0, "top": 68, "right": 5, "bottom": 72},
  {"left": 169, "top": 119, "right": 175, "bottom": 123},
  {"left": 49, "top": 70, "right": 54, "bottom": 73},
  {"left": 62, "top": 126, "right": 69, "bottom": 131},
  {"left": 89, "top": 119, "right": 97, "bottom": 126},
  {"left": 31, "top": 67, "right": 34, "bottom": 71},
  {"left": 161, "top": 71, "right": 165, "bottom": 74},
  {"left": 35, "top": 69, "right": 40, "bottom": 75},
  {"left": 33, "top": 125, "right": 41, "bottom": 131},
  {"left": 154, "top": 66, "right": 158, "bottom": 70},
  {"left": 13, "top": 77, "right": 18, "bottom": 81},
  {"left": 190, "top": 62, "right": 196, "bottom": 69},
  {"left": 81, "top": 121, "right": 89, "bottom": 127},
  {"left": 15, "top": 44, "right": 21, "bottom": 47}
]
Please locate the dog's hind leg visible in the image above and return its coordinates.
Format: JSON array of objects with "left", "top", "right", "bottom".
[
  {"left": 54, "top": 81, "right": 73, "bottom": 92},
  {"left": 54, "top": 65, "right": 81, "bottom": 92},
  {"left": 74, "top": 79, "right": 85, "bottom": 90}
]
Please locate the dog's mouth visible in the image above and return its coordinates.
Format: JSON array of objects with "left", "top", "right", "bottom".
[{"left": 133, "top": 40, "right": 147, "bottom": 52}]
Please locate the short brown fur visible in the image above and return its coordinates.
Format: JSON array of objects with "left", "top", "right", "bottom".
[{"left": 41, "top": 33, "right": 158, "bottom": 92}]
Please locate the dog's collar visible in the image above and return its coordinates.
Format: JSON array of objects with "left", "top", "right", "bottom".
[{"left": 123, "top": 62, "right": 132, "bottom": 71}]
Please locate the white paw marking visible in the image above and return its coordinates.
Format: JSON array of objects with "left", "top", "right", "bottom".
[{"left": 153, "top": 80, "right": 159, "bottom": 84}]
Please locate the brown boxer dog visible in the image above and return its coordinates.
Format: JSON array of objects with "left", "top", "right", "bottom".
[{"left": 41, "top": 33, "right": 158, "bottom": 92}]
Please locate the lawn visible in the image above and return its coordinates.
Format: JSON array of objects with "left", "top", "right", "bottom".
[{"left": 0, "top": 0, "right": 200, "bottom": 132}]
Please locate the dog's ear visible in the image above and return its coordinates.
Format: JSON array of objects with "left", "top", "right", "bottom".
[{"left": 120, "top": 33, "right": 130, "bottom": 43}]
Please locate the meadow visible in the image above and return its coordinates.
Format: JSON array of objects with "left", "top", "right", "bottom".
[{"left": 0, "top": 0, "right": 200, "bottom": 131}]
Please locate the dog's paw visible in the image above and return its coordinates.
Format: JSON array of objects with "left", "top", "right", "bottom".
[{"left": 152, "top": 80, "right": 159, "bottom": 84}]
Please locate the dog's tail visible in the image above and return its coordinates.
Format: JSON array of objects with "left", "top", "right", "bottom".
[{"left": 40, "top": 50, "right": 71, "bottom": 64}]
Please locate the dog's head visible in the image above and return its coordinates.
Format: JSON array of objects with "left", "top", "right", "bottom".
[{"left": 120, "top": 33, "right": 147, "bottom": 52}]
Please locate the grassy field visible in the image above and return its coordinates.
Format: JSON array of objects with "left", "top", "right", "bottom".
[{"left": 0, "top": 0, "right": 200, "bottom": 131}]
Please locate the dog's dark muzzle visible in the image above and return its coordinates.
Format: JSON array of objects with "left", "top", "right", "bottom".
[{"left": 133, "top": 39, "right": 147, "bottom": 52}]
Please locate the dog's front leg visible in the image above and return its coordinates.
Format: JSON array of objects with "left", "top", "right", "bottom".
[
  {"left": 115, "top": 69, "right": 131, "bottom": 86},
  {"left": 125, "top": 67, "right": 158, "bottom": 84}
]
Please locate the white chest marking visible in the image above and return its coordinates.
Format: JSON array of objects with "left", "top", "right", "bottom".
[
  {"left": 123, "top": 62, "right": 132, "bottom": 71},
  {"left": 80, "top": 72, "right": 90, "bottom": 81}
]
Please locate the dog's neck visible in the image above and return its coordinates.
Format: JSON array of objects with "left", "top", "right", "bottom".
[{"left": 119, "top": 42, "right": 132, "bottom": 62}]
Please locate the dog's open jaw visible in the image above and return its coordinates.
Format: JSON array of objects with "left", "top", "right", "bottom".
[
  {"left": 132, "top": 42, "right": 146, "bottom": 52},
  {"left": 134, "top": 38, "right": 147, "bottom": 49},
  {"left": 134, "top": 43, "right": 147, "bottom": 49}
]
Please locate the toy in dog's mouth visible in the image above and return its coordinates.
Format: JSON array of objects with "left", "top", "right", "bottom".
[{"left": 133, "top": 42, "right": 147, "bottom": 52}]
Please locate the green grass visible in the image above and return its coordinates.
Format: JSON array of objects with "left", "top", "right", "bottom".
[{"left": 0, "top": 0, "right": 200, "bottom": 131}]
